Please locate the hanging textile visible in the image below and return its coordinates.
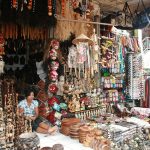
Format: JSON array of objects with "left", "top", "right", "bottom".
[{"left": 144, "top": 78, "right": 150, "bottom": 108}]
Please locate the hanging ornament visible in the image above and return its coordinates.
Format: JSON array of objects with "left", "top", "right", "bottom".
[
  {"left": 50, "top": 40, "right": 60, "bottom": 49},
  {"left": 0, "top": 34, "right": 5, "bottom": 55},
  {"left": 48, "top": 0, "right": 52, "bottom": 16},
  {"left": 28, "top": 0, "right": 33, "bottom": 10},
  {"left": 48, "top": 96, "right": 60, "bottom": 106},
  {"left": 0, "top": 56, "right": 5, "bottom": 74},
  {"left": 52, "top": 0, "right": 57, "bottom": 15},
  {"left": 32, "top": 0, "right": 36, "bottom": 12},
  {"left": 12, "top": 0, "right": 18, "bottom": 9},
  {"left": 49, "top": 70, "right": 58, "bottom": 81},
  {"left": 49, "top": 49, "right": 58, "bottom": 60},
  {"left": 53, "top": 103, "right": 61, "bottom": 112},
  {"left": 48, "top": 83, "right": 58, "bottom": 94},
  {"left": 61, "top": 0, "right": 65, "bottom": 17},
  {"left": 51, "top": 61, "right": 59, "bottom": 70},
  {"left": 46, "top": 110, "right": 56, "bottom": 125}
]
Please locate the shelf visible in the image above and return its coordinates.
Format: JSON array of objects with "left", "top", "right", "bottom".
[
  {"left": 70, "top": 106, "right": 102, "bottom": 113},
  {"left": 103, "top": 88, "right": 123, "bottom": 91}
]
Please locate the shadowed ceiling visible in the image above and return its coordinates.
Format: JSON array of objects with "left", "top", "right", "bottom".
[{"left": 94, "top": 0, "right": 150, "bottom": 13}]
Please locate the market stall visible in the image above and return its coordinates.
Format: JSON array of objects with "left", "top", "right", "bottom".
[{"left": 0, "top": 0, "right": 150, "bottom": 150}]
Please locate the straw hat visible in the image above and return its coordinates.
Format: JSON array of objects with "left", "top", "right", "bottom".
[{"left": 72, "top": 34, "right": 93, "bottom": 45}]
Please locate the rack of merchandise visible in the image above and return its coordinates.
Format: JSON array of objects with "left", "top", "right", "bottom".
[
  {"left": 99, "top": 35, "right": 125, "bottom": 106},
  {"left": 125, "top": 41, "right": 144, "bottom": 106}
]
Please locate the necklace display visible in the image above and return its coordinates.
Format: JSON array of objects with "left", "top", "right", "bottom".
[{"left": 0, "top": 79, "right": 32, "bottom": 150}]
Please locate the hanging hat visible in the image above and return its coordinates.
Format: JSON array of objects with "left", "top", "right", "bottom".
[
  {"left": 50, "top": 40, "right": 60, "bottom": 50},
  {"left": 72, "top": 34, "right": 93, "bottom": 45},
  {"left": 51, "top": 61, "right": 59, "bottom": 71}
]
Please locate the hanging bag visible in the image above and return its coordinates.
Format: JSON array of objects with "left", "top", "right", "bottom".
[{"left": 132, "top": 0, "right": 150, "bottom": 29}]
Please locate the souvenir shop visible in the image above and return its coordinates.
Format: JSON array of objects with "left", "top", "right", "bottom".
[{"left": 0, "top": 0, "right": 150, "bottom": 150}]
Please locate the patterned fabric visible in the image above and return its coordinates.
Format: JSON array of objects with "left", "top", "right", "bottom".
[{"left": 18, "top": 99, "right": 38, "bottom": 116}]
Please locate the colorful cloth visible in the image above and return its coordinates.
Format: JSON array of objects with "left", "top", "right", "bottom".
[{"left": 18, "top": 99, "right": 38, "bottom": 116}]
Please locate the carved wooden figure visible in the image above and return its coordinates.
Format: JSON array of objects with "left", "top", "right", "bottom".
[{"left": 5, "top": 119, "right": 14, "bottom": 143}]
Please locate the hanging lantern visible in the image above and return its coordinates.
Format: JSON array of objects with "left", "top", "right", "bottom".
[
  {"left": 51, "top": 61, "right": 59, "bottom": 70},
  {"left": 48, "top": 83, "right": 58, "bottom": 94},
  {"left": 49, "top": 49, "right": 57, "bottom": 60}
]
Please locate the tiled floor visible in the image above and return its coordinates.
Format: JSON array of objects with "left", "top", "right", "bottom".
[{"left": 37, "top": 132, "right": 92, "bottom": 150}]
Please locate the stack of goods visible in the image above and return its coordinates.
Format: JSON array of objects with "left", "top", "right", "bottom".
[
  {"left": 60, "top": 118, "right": 80, "bottom": 136},
  {"left": 102, "top": 77, "right": 123, "bottom": 89},
  {"left": 69, "top": 123, "right": 80, "bottom": 139},
  {"left": 117, "top": 121, "right": 137, "bottom": 132},
  {"left": 79, "top": 125, "right": 92, "bottom": 144},
  {"left": 79, "top": 126, "right": 111, "bottom": 150},
  {"left": 98, "top": 120, "right": 142, "bottom": 143}
]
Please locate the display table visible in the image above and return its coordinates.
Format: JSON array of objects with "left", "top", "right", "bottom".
[
  {"left": 131, "top": 107, "right": 150, "bottom": 117},
  {"left": 37, "top": 132, "right": 92, "bottom": 150}
]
